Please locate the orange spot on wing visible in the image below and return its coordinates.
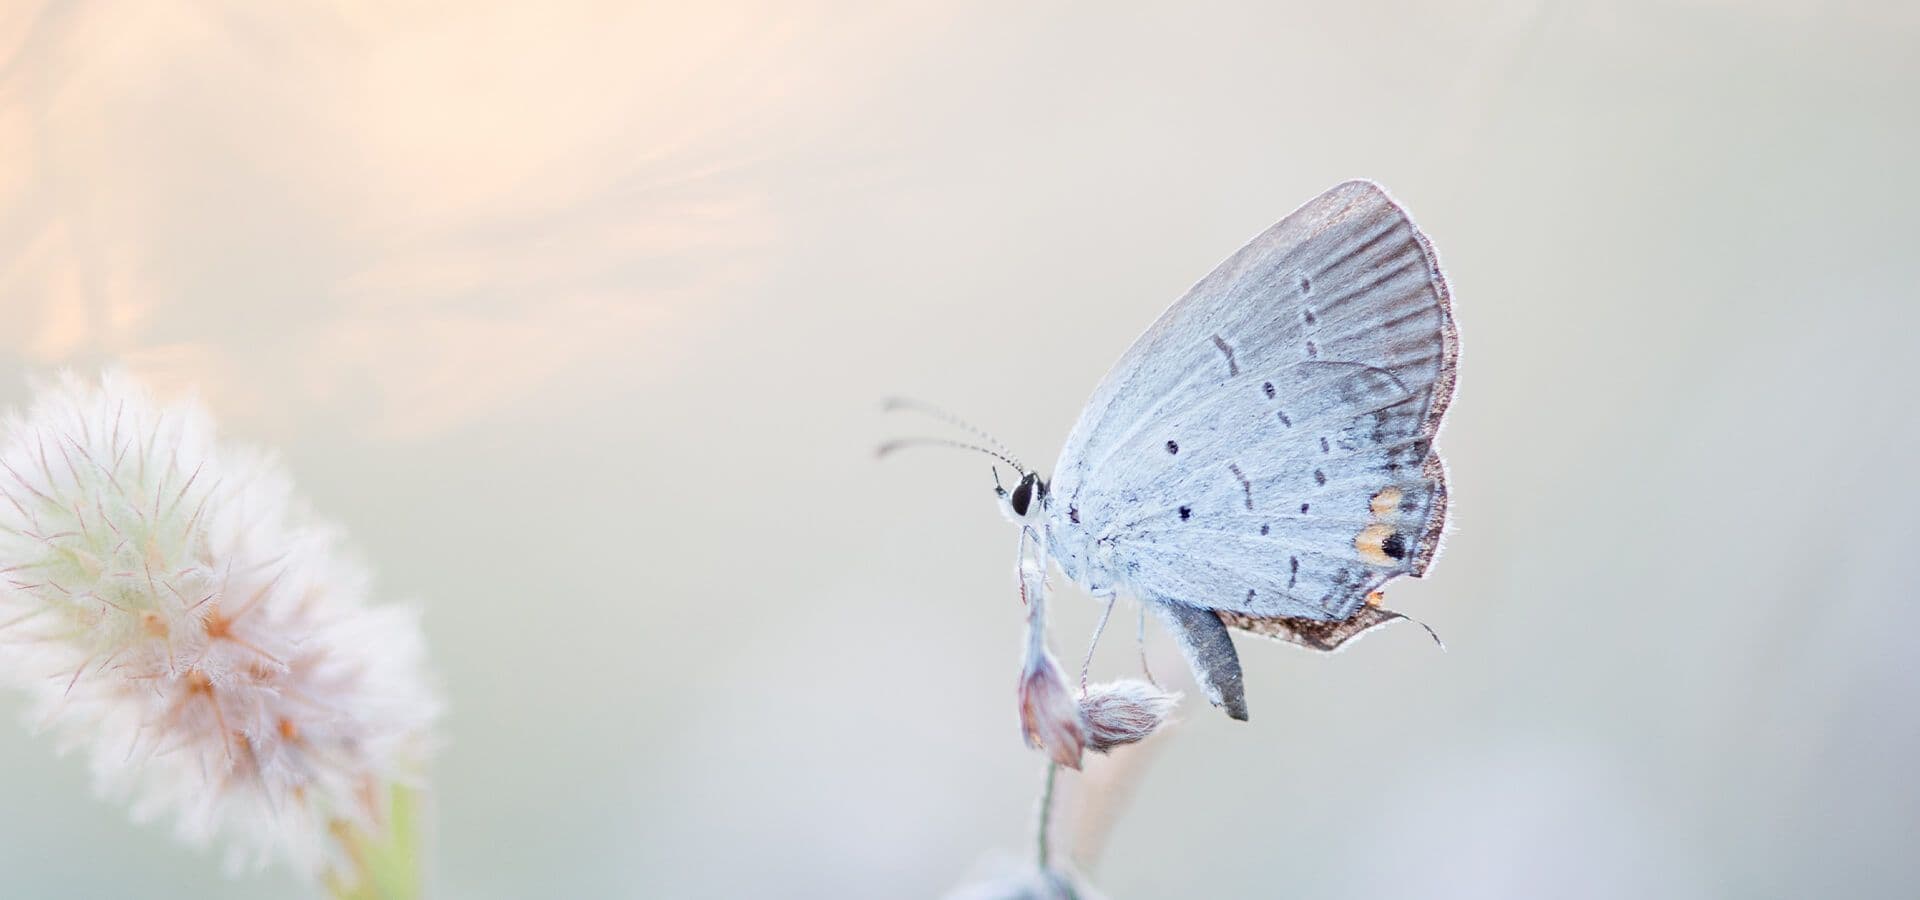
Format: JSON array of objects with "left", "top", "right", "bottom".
[{"left": 1356, "top": 523, "right": 1397, "bottom": 566}]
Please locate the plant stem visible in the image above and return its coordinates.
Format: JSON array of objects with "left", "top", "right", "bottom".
[
  {"left": 1035, "top": 761, "right": 1059, "bottom": 869},
  {"left": 327, "top": 785, "right": 424, "bottom": 900}
]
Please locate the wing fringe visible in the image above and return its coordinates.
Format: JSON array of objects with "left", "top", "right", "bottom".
[{"left": 1217, "top": 604, "right": 1437, "bottom": 654}]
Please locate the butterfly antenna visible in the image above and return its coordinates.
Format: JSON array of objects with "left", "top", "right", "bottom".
[
  {"left": 875, "top": 437, "right": 1027, "bottom": 475},
  {"left": 881, "top": 397, "right": 1026, "bottom": 473}
]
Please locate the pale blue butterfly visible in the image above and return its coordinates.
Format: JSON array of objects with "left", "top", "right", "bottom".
[{"left": 888, "top": 180, "right": 1458, "bottom": 738}]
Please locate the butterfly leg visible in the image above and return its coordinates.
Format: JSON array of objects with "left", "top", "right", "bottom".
[
  {"left": 1079, "top": 595, "right": 1118, "bottom": 692},
  {"left": 1136, "top": 602, "right": 1158, "bottom": 689},
  {"left": 1148, "top": 599, "right": 1248, "bottom": 721}
]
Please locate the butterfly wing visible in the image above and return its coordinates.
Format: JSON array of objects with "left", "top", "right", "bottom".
[{"left": 1047, "top": 180, "right": 1457, "bottom": 630}]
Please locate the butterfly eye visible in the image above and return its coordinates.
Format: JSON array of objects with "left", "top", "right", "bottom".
[{"left": 1009, "top": 477, "right": 1034, "bottom": 518}]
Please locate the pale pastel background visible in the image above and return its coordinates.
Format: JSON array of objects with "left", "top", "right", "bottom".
[{"left": 2, "top": 2, "right": 1917, "bottom": 898}]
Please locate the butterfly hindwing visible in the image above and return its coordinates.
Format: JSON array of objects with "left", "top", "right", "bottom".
[{"left": 1108, "top": 368, "right": 1441, "bottom": 621}]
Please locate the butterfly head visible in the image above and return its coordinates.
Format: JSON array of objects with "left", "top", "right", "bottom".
[
  {"left": 877, "top": 397, "right": 1044, "bottom": 525},
  {"left": 996, "top": 470, "right": 1048, "bottom": 526}
]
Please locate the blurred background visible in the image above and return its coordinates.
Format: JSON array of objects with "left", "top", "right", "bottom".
[{"left": 2, "top": 1, "right": 1917, "bottom": 897}]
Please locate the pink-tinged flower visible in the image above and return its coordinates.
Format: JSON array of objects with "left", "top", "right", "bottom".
[
  {"left": 1018, "top": 649, "right": 1085, "bottom": 769},
  {"left": 1078, "top": 680, "right": 1178, "bottom": 753},
  {"left": 0, "top": 371, "right": 439, "bottom": 883}
]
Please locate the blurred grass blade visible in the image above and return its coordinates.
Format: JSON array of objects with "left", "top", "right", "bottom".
[{"left": 329, "top": 786, "right": 425, "bottom": 900}]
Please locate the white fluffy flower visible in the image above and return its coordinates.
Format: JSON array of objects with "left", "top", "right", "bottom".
[
  {"left": 0, "top": 371, "right": 439, "bottom": 879},
  {"left": 946, "top": 859, "right": 1107, "bottom": 900},
  {"left": 1078, "top": 680, "right": 1178, "bottom": 753}
]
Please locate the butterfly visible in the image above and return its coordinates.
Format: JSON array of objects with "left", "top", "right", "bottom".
[{"left": 888, "top": 180, "right": 1457, "bottom": 759}]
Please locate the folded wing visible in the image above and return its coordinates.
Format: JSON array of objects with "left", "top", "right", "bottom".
[{"left": 1049, "top": 180, "right": 1457, "bottom": 624}]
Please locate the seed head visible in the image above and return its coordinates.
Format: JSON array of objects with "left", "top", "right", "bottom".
[
  {"left": 1078, "top": 680, "right": 1178, "bottom": 753},
  {"left": 0, "top": 371, "right": 439, "bottom": 879}
]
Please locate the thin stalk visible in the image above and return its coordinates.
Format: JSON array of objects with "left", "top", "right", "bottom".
[
  {"left": 1035, "top": 761, "right": 1059, "bottom": 869},
  {"left": 326, "top": 785, "right": 424, "bottom": 900}
]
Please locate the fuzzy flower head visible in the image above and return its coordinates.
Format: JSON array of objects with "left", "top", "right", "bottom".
[
  {"left": 1078, "top": 680, "right": 1178, "bottom": 753},
  {"left": 946, "top": 858, "right": 1106, "bottom": 900},
  {"left": 0, "top": 371, "right": 439, "bottom": 879}
]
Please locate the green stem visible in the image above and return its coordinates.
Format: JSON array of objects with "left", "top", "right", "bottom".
[
  {"left": 327, "top": 785, "right": 425, "bottom": 900},
  {"left": 1035, "top": 761, "right": 1059, "bottom": 869}
]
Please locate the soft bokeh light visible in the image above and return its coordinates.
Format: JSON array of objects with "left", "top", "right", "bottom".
[{"left": 2, "top": 1, "right": 1916, "bottom": 897}]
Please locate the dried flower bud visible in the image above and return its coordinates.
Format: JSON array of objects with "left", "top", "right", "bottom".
[
  {"left": 1079, "top": 680, "right": 1178, "bottom": 753},
  {"left": 1018, "top": 650, "right": 1085, "bottom": 769}
]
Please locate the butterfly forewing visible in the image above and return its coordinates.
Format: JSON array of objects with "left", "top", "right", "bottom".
[{"left": 1048, "top": 180, "right": 1457, "bottom": 623}]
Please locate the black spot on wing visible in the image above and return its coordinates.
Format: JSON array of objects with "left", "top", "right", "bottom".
[
  {"left": 1166, "top": 440, "right": 1179, "bottom": 455},
  {"left": 1178, "top": 505, "right": 1192, "bottom": 521},
  {"left": 1210, "top": 334, "right": 1239, "bottom": 377},
  {"left": 1227, "top": 462, "right": 1252, "bottom": 510},
  {"left": 1383, "top": 532, "right": 1407, "bottom": 560}
]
